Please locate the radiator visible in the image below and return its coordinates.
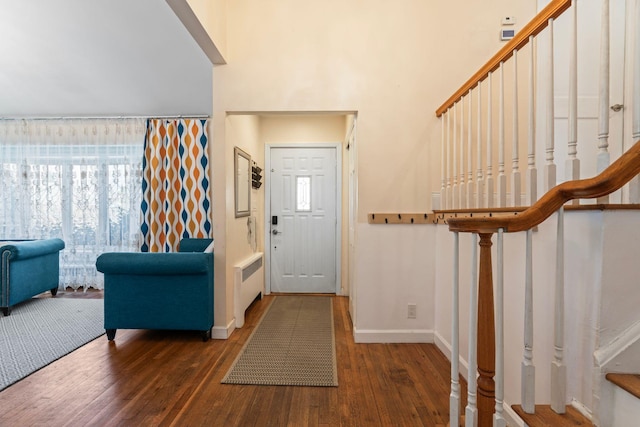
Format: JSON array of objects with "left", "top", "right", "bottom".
[{"left": 234, "top": 252, "right": 264, "bottom": 328}]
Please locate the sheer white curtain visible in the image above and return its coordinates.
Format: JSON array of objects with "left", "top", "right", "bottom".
[{"left": 0, "top": 119, "right": 146, "bottom": 290}]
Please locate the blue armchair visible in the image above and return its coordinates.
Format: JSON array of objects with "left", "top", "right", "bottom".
[
  {"left": 1, "top": 238, "right": 65, "bottom": 316},
  {"left": 95, "top": 238, "right": 214, "bottom": 341}
]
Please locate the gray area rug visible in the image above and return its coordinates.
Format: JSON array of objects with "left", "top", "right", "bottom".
[
  {"left": 0, "top": 298, "right": 104, "bottom": 391},
  {"left": 222, "top": 296, "right": 338, "bottom": 387}
]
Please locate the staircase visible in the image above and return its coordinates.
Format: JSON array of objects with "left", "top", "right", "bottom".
[
  {"left": 513, "top": 405, "right": 593, "bottom": 426},
  {"left": 605, "top": 374, "right": 640, "bottom": 427},
  {"left": 432, "top": 205, "right": 640, "bottom": 426},
  {"left": 433, "top": 0, "right": 640, "bottom": 425}
]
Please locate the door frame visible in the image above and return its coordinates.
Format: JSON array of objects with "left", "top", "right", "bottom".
[{"left": 264, "top": 142, "right": 342, "bottom": 295}]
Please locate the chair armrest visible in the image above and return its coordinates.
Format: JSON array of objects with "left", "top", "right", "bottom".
[
  {"left": 96, "top": 252, "right": 212, "bottom": 276},
  {"left": 179, "top": 238, "right": 214, "bottom": 253},
  {"left": 0, "top": 238, "right": 65, "bottom": 261}
]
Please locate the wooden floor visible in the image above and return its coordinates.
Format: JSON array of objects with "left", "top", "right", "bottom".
[{"left": 0, "top": 292, "right": 464, "bottom": 427}]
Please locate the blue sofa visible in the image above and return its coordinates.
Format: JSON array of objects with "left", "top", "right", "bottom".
[
  {"left": 1, "top": 238, "right": 66, "bottom": 316},
  {"left": 96, "top": 238, "right": 214, "bottom": 341}
]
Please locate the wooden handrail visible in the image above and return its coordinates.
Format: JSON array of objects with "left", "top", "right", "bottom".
[
  {"left": 448, "top": 140, "right": 640, "bottom": 233},
  {"left": 435, "top": 0, "right": 571, "bottom": 117}
]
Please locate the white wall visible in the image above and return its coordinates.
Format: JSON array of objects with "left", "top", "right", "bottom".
[
  {"left": 599, "top": 210, "right": 640, "bottom": 346},
  {"left": 354, "top": 223, "right": 436, "bottom": 342}
]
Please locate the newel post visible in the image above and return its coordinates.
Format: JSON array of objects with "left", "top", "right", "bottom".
[{"left": 477, "top": 233, "right": 496, "bottom": 426}]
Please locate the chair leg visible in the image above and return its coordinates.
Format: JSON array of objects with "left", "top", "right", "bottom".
[
  {"left": 106, "top": 329, "right": 117, "bottom": 341},
  {"left": 50, "top": 287, "right": 58, "bottom": 296},
  {"left": 201, "top": 329, "right": 211, "bottom": 342},
  {"left": 1, "top": 307, "right": 10, "bottom": 316}
]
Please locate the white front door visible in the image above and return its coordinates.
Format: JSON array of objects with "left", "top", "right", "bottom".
[{"left": 269, "top": 146, "right": 337, "bottom": 293}]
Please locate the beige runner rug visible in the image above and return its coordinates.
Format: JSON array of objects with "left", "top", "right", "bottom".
[{"left": 222, "top": 295, "right": 338, "bottom": 387}]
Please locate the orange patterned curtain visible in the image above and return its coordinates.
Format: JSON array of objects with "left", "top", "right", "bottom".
[{"left": 140, "top": 119, "right": 211, "bottom": 252}]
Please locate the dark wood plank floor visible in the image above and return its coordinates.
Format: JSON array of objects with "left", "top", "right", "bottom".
[{"left": 0, "top": 292, "right": 464, "bottom": 427}]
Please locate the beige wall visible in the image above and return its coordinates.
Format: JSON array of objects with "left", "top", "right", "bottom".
[
  {"left": 214, "top": 0, "right": 537, "bottom": 220},
  {"left": 186, "top": 0, "right": 227, "bottom": 60},
  {"left": 195, "top": 0, "right": 537, "bottom": 335},
  {"left": 224, "top": 115, "right": 262, "bottom": 330},
  {"left": 260, "top": 115, "right": 346, "bottom": 144}
]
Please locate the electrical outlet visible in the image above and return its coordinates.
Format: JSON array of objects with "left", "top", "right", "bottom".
[{"left": 408, "top": 304, "right": 417, "bottom": 319}]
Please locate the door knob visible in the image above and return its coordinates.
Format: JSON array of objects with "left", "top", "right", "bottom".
[
  {"left": 272, "top": 229, "right": 280, "bottom": 235},
  {"left": 611, "top": 104, "right": 624, "bottom": 112}
]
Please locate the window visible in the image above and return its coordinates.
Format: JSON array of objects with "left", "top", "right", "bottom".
[
  {"left": 0, "top": 119, "right": 145, "bottom": 289},
  {"left": 296, "top": 176, "right": 311, "bottom": 211}
]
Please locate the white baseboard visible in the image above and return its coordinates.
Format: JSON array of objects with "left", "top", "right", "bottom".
[
  {"left": 503, "top": 402, "right": 526, "bottom": 427},
  {"left": 434, "top": 330, "right": 453, "bottom": 360},
  {"left": 353, "top": 328, "right": 434, "bottom": 343},
  {"left": 211, "top": 319, "right": 236, "bottom": 339},
  {"left": 594, "top": 319, "right": 640, "bottom": 370},
  {"left": 434, "top": 331, "right": 526, "bottom": 427},
  {"left": 570, "top": 398, "right": 593, "bottom": 423},
  {"left": 434, "top": 330, "right": 470, "bottom": 380}
]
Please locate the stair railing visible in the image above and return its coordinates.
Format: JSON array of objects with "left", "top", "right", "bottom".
[
  {"left": 437, "top": 0, "right": 640, "bottom": 426},
  {"left": 436, "top": 0, "right": 640, "bottom": 211},
  {"left": 437, "top": 2, "right": 573, "bottom": 425},
  {"left": 446, "top": 139, "right": 640, "bottom": 427}
]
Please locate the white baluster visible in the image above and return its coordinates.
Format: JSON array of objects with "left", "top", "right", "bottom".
[
  {"left": 468, "top": 90, "right": 475, "bottom": 209},
  {"left": 522, "top": 228, "right": 536, "bottom": 413},
  {"left": 450, "top": 232, "right": 461, "bottom": 427},
  {"left": 466, "top": 233, "right": 479, "bottom": 427},
  {"left": 628, "top": 0, "right": 640, "bottom": 202},
  {"left": 453, "top": 103, "right": 459, "bottom": 209},
  {"left": 487, "top": 73, "right": 495, "bottom": 208},
  {"left": 494, "top": 228, "right": 506, "bottom": 427},
  {"left": 477, "top": 81, "right": 485, "bottom": 209},
  {"left": 566, "top": 0, "right": 580, "bottom": 192},
  {"left": 597, "top": 0, "right": 610, "bottom": 203},
  {"left": 512, "top": 50, "right": 521, "bottom": 207},
  {"left": 545, "top": 18, "right": 557, "bottom": 192},
  {"left": 498, "top": 62, "right": 507, "bottom": 207},
  {"left": 527, "top": 36, "right": 538, "bottom": 206},
  {"left": 460, "top": 96, "right": 467, "bottom": 209},
  {"left": 441, "top": 114, "right": 446, "bottom": 209},
  {"left": 551, "top": 207, "right": 567, "bottom": 413},
  {"left": 635, "top": 0, "right": 640, "bottom": 140},
  {"left": 447, "top": 109, "right": 452, "bottom": 209}
]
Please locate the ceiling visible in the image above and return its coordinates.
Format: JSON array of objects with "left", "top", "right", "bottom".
[{"left": 0, "top": 0, "right": 212, "bottom": 118}]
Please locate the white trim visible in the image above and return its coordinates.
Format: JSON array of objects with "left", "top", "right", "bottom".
[
  {"left": 165, "top": 0, "right": 226, "bottom": 64},
  {"left": 435, "top": 330, "right": 470, "bottom": 380},
  {"left": 435, "top": 330, "right": 526, "bottom": 427},
  {"left": 570, "top": 398, "right": 594, "bottom": 422},
  {"left": 353, "top": 328, "right": 434, "bottom": 344},
  {"left": 211, "top": 319, "right": 236, "bottom": 339},
  {"left": 503, "top": 402, "right": 526, "bottom": 427},
  {"left": 264, "top": 142, "right": 342, "bottom": 295},
  {"left": 594, "top": 319, "right": 640, "bottom": 367}
]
